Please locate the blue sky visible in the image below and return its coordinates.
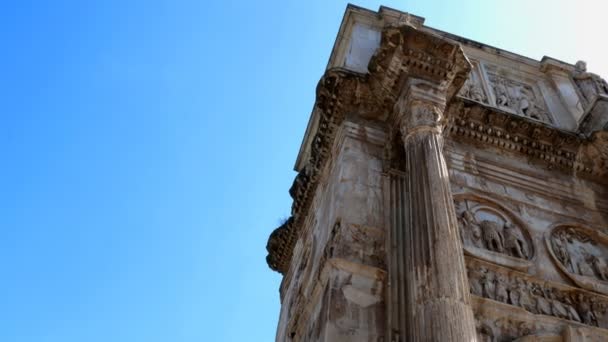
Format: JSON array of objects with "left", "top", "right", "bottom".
[{"left": 1, "top": 1, "right": 607, "bottom": 341}]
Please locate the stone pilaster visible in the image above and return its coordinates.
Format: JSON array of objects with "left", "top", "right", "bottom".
[{"left": 396, "top": 79, "right": 477, "bottom": 341}]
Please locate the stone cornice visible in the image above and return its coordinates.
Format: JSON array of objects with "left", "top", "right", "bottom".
[
  {"left": 266, "top": 68, "right": 369, "bottom": 274},
  {"left": 446, "top": 98, "right": 608, "bottom": 182},
  {"left": 368, "top": 24, "right": 471, "bottom": 117}
]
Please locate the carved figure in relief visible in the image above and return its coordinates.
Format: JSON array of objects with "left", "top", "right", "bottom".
[
  {"left": 573, "top": 60, "right": 608, "bottom": 105},
  {"left": 458, "top": 210, "right": 483, "bottom": 248},
  {"left": 494, "top": 319, "right": 538, "bottom": 341},
  {"left": 564, "top": 295, "right": 582, "bottom": 322},
  {"left": 549, "top": 227, "right": 608, "bottom": 285},
  {"left": 460, "top": 78, "right": 487, "bottom": 103},
  {"left": 481, "top": 220, "right": 504, "bottom": 253},
  {"left": 487, "top": 73, "right": 553, "bottom": 123},
  {"left": 551, "top": 231, "right": 573, "bottom": 272},
  {"left": 508, "top": 280, "right": 521, "bottom": 307},
  {"left": 517, "top": 88, "right": 530, "bottom": 112},
  {"left": 518, "top": 281, "right": 537, "bottom": 314},
  {"left": 503, "top": 222, "right": 529, "bottom": 259},
  {"left": 481, "top": 270, "right": 496, "bottom": 300},
  {"left": 590, "top": 255, "right": 608, "bottom": 281},
  {"left": 548, "top": 289, "right": 569, "bottom": 320},
  {"left": 470, "top": 86, "right": 486, "bottom": 103},
  {"left": 578, "top": 249, "right": 597, "bottom": 278},
  {"left": 456, "top": 199, "right": 534, "bottom": 262},
  {"left": 468, "top": 262, "right": 608, "bottom": 329},
  {"left": 527, "top": 103, "right": 546, "bottom": 121},
  {"left": 577, "top": 293, "right": 597, "bottom": 326},
  {"left": 592, "top": 300, "right": 607, "bottom": 328},
  {"left": 458, "top": 210, "right": 471, "bottom": 237},
  {"left": 493, "top": 78, "right": 510, "bottom": 107},
  {"left": 468, "top": 267, "right": 484, "bottom": 296},
  {"left": 532, "top": 285, "right": 552, "bottom": 316},
  {"left": 495, "top": 275, "right": 509, "bottom": 304},
  {"left": 517, "top": 88, "right": 545, "bottom": 121}
]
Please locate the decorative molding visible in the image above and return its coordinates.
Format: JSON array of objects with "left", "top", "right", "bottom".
[
  {"left": 368, "top": 23, "right": 470, "bottom": 115},
  {"left": 446, "top": 148, "right": 608, "bottom": 216},
  {"left": 266, "top": 69, "right": 368, "bottom": 274},
  {"left": 446, "top": 98, "right": 608, "bottom": 182}
]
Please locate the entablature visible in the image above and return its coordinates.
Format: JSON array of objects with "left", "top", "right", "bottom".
[
  {"left": 296, "top": 5, "right": 608, "bottom": 172},
  {"left": 446, "top": 98, "right": 608, "bottom": 184}
]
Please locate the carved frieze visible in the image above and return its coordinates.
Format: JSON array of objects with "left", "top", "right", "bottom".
[
  {"left": 486, "top": 71, "right": 553, "bottom": 123},
  {"left": 455, "top": 194, "right": 534, "bottom": 271},
  {"left": 475, "top": 313, "right": 563, "bottom": 342},
  {"left": 458, "top": 61, "right": 489, "bottom": 105},
  {"left": 467, "top": 258, "right": 608, "bottom": 330},
  {"left": 547, "top": 225, "right": 608, "bottom": 295}
]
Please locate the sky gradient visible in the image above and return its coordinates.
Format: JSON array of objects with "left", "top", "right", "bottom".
[{"left": 1, "top": 1, "right": 607, "bottom": 341}]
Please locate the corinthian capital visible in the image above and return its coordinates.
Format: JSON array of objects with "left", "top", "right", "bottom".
[
  {"left": 369, "top": 24, "right": 472, "bottom": 141},
  {"left": 369, "top": 24, "right": 472, "bottom": 106},
  {"left": 395, "top": 79, "right": 448, "bottom": 139}
]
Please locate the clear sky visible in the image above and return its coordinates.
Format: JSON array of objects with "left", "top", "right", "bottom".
[{"left": 1, "top": 1, "right": 607, "bottom": 341}]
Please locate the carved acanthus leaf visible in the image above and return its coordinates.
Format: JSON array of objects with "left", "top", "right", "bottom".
[{"left": 368, "top": 24, "right": 471, "bottom": 113}]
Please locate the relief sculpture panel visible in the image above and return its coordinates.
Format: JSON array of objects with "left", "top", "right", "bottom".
[
  {"left": 458, "top": 60, "right": 489, "bottom": 104},
  {"left": 547, "top": 225, "right": 608, "bottom": 295},
  {"left": 455, "top": 194, "right": 534, "bottom": 271},
  {"left": 476, "top": 316, "right": 560, "bottom": 342},
  {"left": 485, "top": 66, "right": 553, "bottom": 124},
  {"left": 468, "top": 258, "right": 608, "bottom": 332}
]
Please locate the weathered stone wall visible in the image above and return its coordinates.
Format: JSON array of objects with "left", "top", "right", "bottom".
[
  {"left": 446, "top": 138, "right": 608, "bottom": 340},
  {"left": 275, "top": 118, "right": 387, "bottom": 341}
]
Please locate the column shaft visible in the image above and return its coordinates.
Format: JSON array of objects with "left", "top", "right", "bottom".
[{"left": 403, "top": 130, "right": 476, "bottom": 341}]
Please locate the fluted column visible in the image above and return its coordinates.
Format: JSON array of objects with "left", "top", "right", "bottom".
[{"left": 397, "top": 79, "right": 477, "bottom": 342}]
